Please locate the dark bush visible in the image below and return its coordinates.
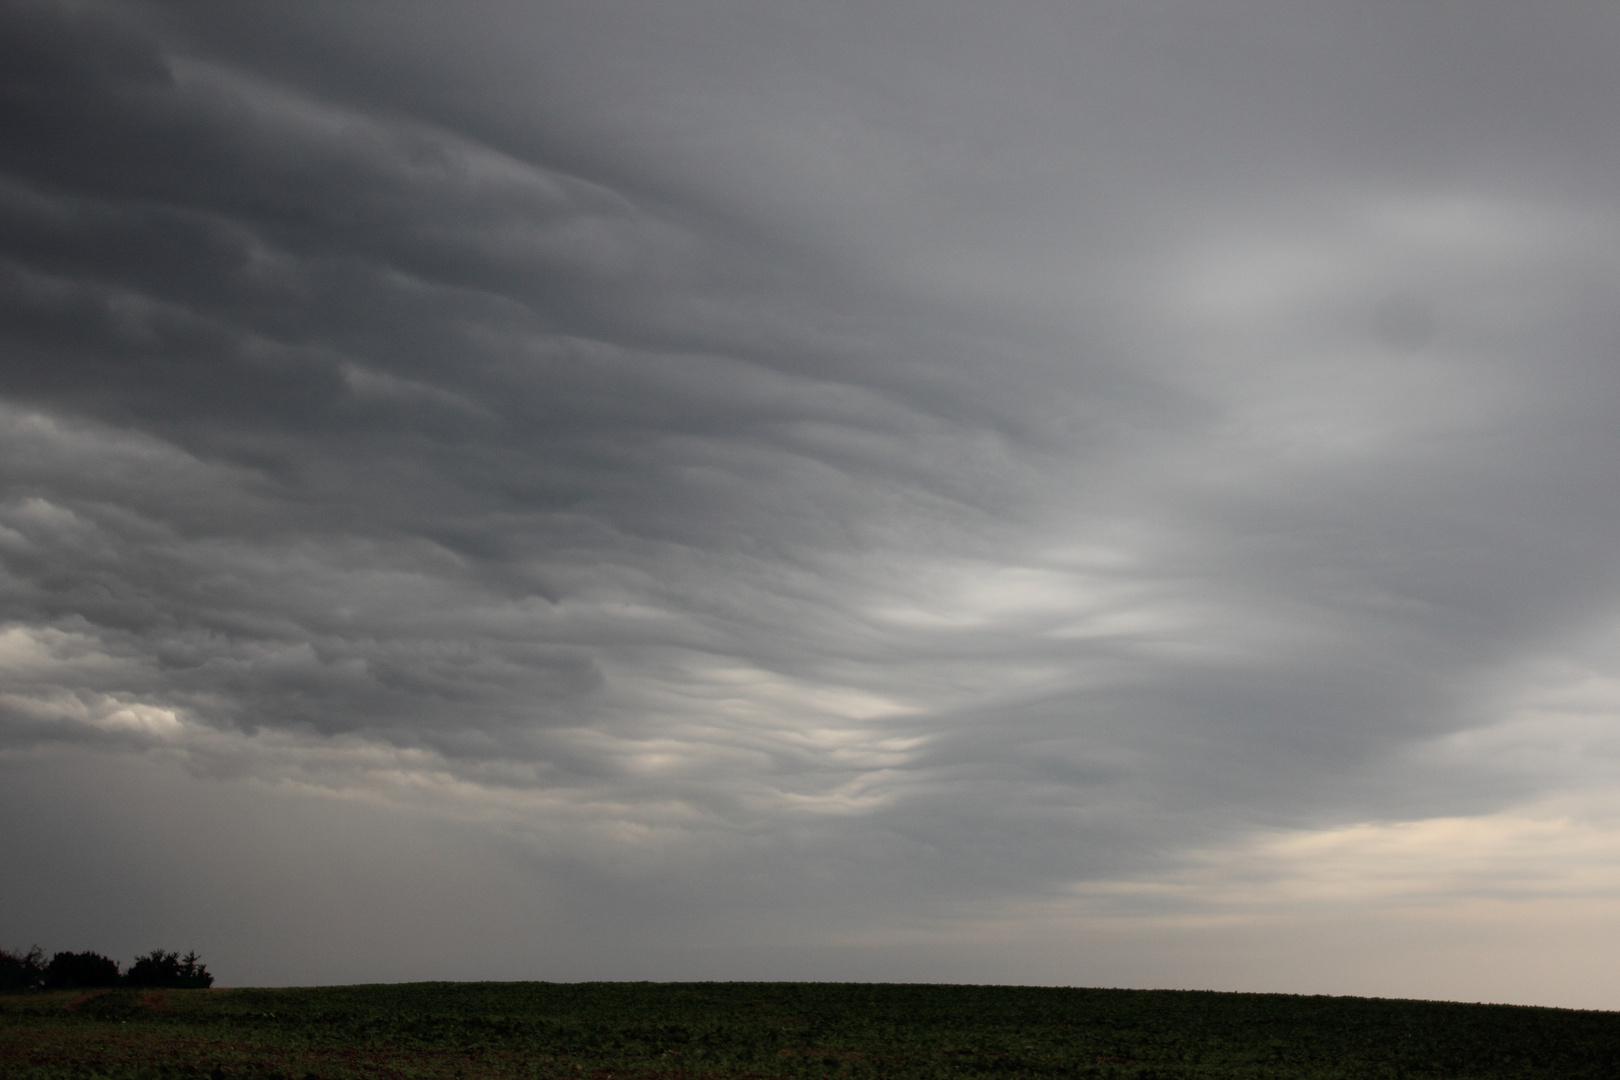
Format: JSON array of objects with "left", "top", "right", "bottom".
[
  {"left": 125, "top": 949, "right": 213, "bottom": 989},
  {"left": 42, "top": 950, "right": 121, "bottom": 989},
  {"left": 0, "top": 946, "right": 46, "bottom": 991}
]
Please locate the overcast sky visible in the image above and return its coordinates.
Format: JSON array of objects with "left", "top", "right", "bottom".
[{"left": 5, "top": 0, "right": 1620, "bottom": 1008}]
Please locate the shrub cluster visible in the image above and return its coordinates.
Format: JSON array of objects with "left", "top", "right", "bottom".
[
  {"left": 125, "top": 949, "right": 214, "bottom": 989},
  {"left": 0, "top": 946, "right": 213, "bottom": 990}
]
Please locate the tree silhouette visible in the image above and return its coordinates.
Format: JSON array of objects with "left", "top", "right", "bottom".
[
  {"left": 2, "top": 946, "right": 216, "bottom": 992},
  {"left": 124, "top": 949, "right": 214, "bottom": 989},
  {"left": 0, "top": 946, "right": 45, "bottom": 991},
  {"left": 42, "top": 951, "right": 120, "bottom": 989}
]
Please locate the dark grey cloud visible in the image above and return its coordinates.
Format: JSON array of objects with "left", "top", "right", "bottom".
[{"left": 4, "top": 0, "right": 1620, "bottom": 1002}]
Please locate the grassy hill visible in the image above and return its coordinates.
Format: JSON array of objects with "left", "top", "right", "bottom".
[{"left": 3, "top": 980, "right": 1617, "bottom": 1079}]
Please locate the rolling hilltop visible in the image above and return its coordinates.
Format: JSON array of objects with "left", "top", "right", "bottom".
[{"left": 3, "top": 980, "right": 1619, "bottom": 1079}]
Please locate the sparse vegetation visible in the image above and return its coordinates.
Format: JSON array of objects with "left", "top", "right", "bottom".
[{"left": 2, "top": 980, "right": 1618, "bottom": 1079}]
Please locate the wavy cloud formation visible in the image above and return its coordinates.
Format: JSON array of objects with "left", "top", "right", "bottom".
[{"left": 4, "top": 0, "right": 1620, "bottom": 1005}]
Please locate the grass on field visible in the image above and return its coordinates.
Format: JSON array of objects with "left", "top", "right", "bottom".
[{"left": 2, "top": 980, "right": 1618, "bottom": 1079}]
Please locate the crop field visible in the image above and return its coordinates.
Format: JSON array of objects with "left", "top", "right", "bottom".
[{"left": 2, "top": 981, "right": 1618, "bottom": 1080}]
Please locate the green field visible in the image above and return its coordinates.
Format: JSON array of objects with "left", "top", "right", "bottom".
[{"left": 2, "top": 981, "right": 1617, "bottom": 1079}]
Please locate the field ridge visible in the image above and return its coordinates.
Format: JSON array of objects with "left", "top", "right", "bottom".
[{"left": 3, "top": 980, "right": 1617, "bottom": 1079}]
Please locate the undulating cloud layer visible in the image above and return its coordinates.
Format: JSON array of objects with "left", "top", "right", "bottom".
[{"left": 5, "top": 0, "right": 1620, "bottom": 1006}]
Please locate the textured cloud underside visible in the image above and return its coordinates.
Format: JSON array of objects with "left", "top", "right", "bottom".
[{"left": 5, "top": 0, "right": 1620, "bottom": 1000}]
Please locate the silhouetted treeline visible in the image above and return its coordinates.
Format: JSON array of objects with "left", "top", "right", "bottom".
[{"left": 0, "top": 946, "right": 213, "bottom": 990}]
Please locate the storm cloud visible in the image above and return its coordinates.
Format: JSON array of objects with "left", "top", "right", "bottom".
[{"left": 5, "top": 0, "right": 1620, "bottom": 1006}]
